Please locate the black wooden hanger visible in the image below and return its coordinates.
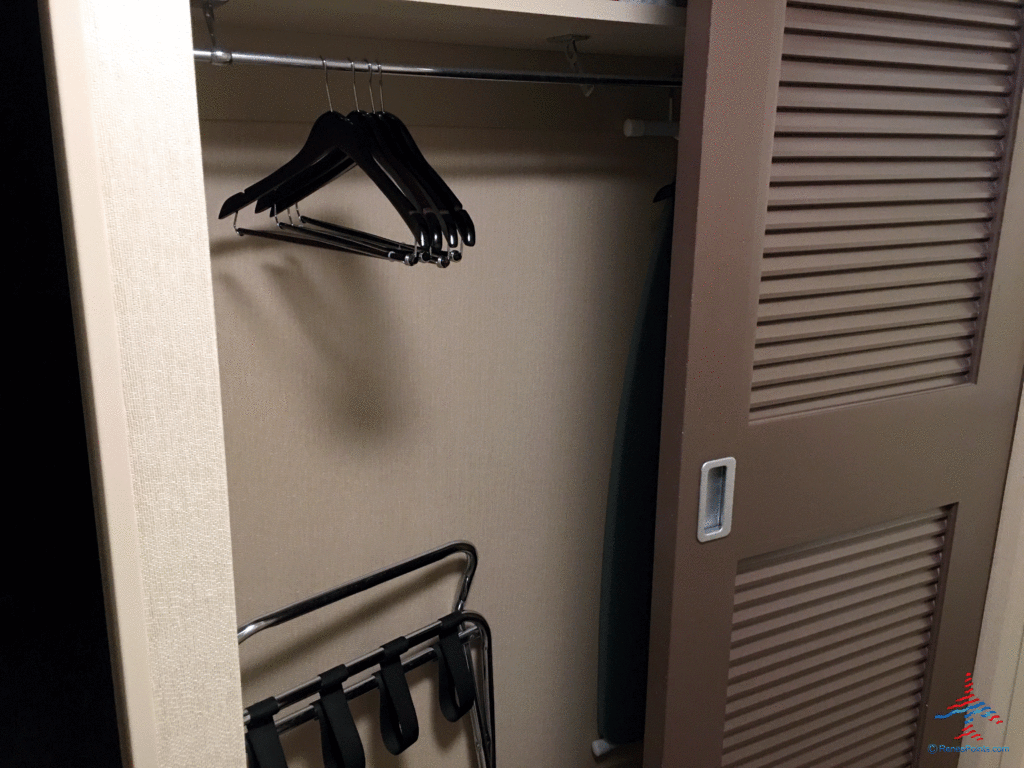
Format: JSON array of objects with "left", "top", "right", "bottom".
[
  {"left": 364, "top": 63, "right": 466, "bottom": 248},
  {"left": 222, "top": 60, "right": 475, "bottom": 263},
  {"left": 299, "top": 214, "right": 458, "bottom": 266},
  {"left": 218, "top": 111, "right": 344, "bottom": 219},
  {"left": 347, "top": 107, "right": 445, "bottom": 250},
  {"left": 256, "top": 62, "right": 463, "bottom": 250},
  {"left": 234, "top": 223, "right": 418, "bottom": 265},
  {"left": 376, "top": 105, "right": 475, "bottom": 247},
  {"left": 218, "top": 71, "right": 432, "bottom": 250},
  {"left": 257, "top": 63, "right": 471, "bottom": 250},
  {"left": 254, "top": 152, "right": 355, "bottom": 215},
  {"left": 220, "top": 111, "right": 430, "bottom": 249},
  {"left": 236, "top": 213, "right": 455, "bottom": 268}
]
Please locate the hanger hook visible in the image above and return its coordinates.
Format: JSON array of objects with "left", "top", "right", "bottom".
[
  {"left": 348, "top": 59, "right": 359, "bottom": 111},
  {"left": 364, "top": 59, "right": 375, "bottom": 113},
  {"left": 321, "top": 57, "right": 333, "bottom": 112},
  {"left": 376, "top": 62, "right": 385, "bottom": 112}
]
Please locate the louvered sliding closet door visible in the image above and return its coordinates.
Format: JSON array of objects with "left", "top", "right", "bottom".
[
  {"left": 645, "top": 2, "right": 1024, "bottom": 768},
  {"left": 753, "top": 0, "right": 1021, "bottom": 418}
]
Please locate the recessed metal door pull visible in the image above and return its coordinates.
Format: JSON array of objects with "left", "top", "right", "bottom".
[{"left": 697, "top": 457, "right": 735, "bottom": 542}]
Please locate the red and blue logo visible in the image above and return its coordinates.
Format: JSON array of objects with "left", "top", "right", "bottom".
[{"left": 934, "top": 673, "right": 1004, "bottom": 742}]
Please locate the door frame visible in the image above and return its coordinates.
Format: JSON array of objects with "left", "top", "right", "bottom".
[
  {"left": 39, "top": 1, "right": 244, "bottom": 766},
  {"left": 39, "top": 1, "right": 1024, "bottom": 767}
]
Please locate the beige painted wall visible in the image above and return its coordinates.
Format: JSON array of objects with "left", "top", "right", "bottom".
[{"left": 196, "top": 25, "right": 678, "bottom": 768}]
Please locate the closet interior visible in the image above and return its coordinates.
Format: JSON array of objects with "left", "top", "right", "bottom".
[{"left": 191, "top": 2, "right": 683, "bottom": 766}]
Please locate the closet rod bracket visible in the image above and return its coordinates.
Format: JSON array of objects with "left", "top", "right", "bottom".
[
  {"left": 193, "top": 0, "right": 233, "bottom": 65},
  {"left": 548, "top": 34, "right": 594, "bottom": 97}
]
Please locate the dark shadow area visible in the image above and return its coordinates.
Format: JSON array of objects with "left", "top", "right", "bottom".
[
  {"left": 2, "top": 5, "right": 121, "bottom": 766},
  {"left": 211, "top": 244, "right": 411, "bottom": 447}
]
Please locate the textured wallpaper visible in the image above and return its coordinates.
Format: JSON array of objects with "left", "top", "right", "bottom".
[{"left": 77, "top": 2, "right": 245, "bottom": 765}]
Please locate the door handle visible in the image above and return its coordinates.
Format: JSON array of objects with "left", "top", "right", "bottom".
[{"left": 697, "top": 457, "right": 735, "bottom": 542}]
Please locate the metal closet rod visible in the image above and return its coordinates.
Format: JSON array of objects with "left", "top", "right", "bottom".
[{"left": 193, "top": 49, "right": 681, "bottom": 87}]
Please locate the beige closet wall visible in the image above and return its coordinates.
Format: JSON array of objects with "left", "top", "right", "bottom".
[{"left": 195, "top": 23, "right": 678, "bottom": 768}]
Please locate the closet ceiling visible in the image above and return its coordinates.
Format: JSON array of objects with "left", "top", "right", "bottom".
[{"left": 199, "top": 0, "right": 687, "bottom": 56}]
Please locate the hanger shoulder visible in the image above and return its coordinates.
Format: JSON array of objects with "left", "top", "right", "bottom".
[
  {"left": 348, "top": 111, "right": 444, "bottom": 249},
  {"left": 324, "top": 113, "right": 431, "bottom": 249},
  {"left": 374, "top": 113, "right": 459, "bottom": 248},
  {"left": 381, "top": 113, "right": 475, "bottom": 247},
  {"left": 255, "top": 152, "right": 355, "bottom": 215},
  {"left": 218, "top": 111, "right": 344, "bottom": 219}
]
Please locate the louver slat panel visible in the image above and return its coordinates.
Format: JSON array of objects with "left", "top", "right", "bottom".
[
  {"left": 730, "top": 579, "right": 939, "bottom": 646},
  {"left": 767, "top": 181, "right": 997, "bottom": 208},
  {"left": 738, "top": 720, "right": 919, "bottom": 768},
  {"left": 735, "top": 530, "right": 944, "bottom": 605},
  {"left": 782, "top": 34, "right": 1017, "bottom": 72},
  {"left": 756, "top": 301, "right": 980, "bottom": 342},
  {"left": 775, "top": 113, "right": 1005, "bottom": 137},
  {"left": 771, "top": 137, "right": 1002, "bottom": 160},
  {"left": 790, "top": 0, "right": 1023, "bottom": 28},
  {"left": 764, "top": 244, "right": 988, "bottom": 275},
  {"left": 733, "top": 548, "right": 945, "bottom": 615},
  {"left": 752, "top": 375, "right": 969, "bottom": 419},
  {"left": 779, "top": 60, "right": 1014, "bottom": 93},
  {"left": 725, "top": 657, "right": 929, "bottom": 718},
  {"left": 732, "top": 611, "right": 937, "bottom": 687},
  {"left": 750, "top": 0, "right": 1021, "bottom": 419},
  {"left": 750, "top": 358, "right": 971, "bottom": 411},
  {"left": 764, "top": 202, "right": 992, "bottom": 231},
  {"left": 752, "top": 339, "right": 973, "bottom": 388},
  {"left": 762, "top": 222, "right": 990, "bottom": 254},
  {"left": 725, "top": 668, "right": 925, "bottom": 738},
  {"left": 771, "top": 161, "right": 1000, "bottom": 184},
  {"left": 760, "top": 262, "right": 985, "bottom": 297},
  {"left": 734, "top": 517, "right": 948, "bottom": 585},
  {"left": 723, "top": 693, "right": 922, "bottom": 767},
  {"left": 752, "top": 341, "right": 970, "bottom": 387},
  {"left": 729, "top": 612, "right": 934, "bottom": 676},
  {"left": 753, "top": 320, "right": 976, "bottom": 365},
  {"left": 725, "top": 664, "right": 926, "bottom": 729},
  {"left": 726, "top": 638, "right": 930, "bottom": 704},
  {"left": 757, "top": 282, "right": 983, "bottom": 321},
  {"left": 722, "top": 512, "right": 949, "bottom": 768},
  {"left": 776, "top": 87, "right": 1009, "bottom": 116},
  {"left": 785, "top": 7, "right": 1017, "bottom": 49}
]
